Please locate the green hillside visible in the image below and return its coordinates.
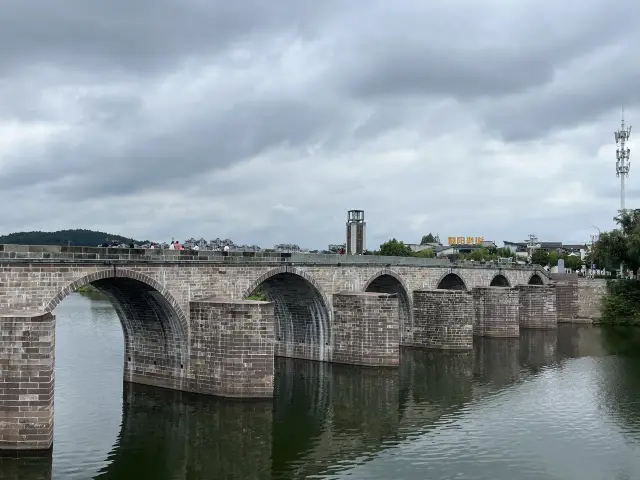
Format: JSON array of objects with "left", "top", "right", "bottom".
[{"left": 0, "top": 229, "right": 151, "bottom": 247}]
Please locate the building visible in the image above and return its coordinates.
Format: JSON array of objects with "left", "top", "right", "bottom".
[
  {"left": 503, "top": 240, "right": 588, "bottom": 260},
  {"left": 406, "top": 242, "right": 440, "bottom": 253},
  {"left": 437, "top": 237, "right": 497, "bottom": 257},
  {"left": 346, "top": 210, "right": 366, "bottom": 255}
]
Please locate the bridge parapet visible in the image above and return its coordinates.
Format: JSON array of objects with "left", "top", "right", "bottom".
[{"left": 0, "top": 244, "right": 549, "bottom": 277}]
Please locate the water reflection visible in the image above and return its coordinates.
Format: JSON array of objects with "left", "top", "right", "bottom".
[
  {"left": 0, "top": 453, "right": 52, "bottom": 480},
  {"left": 519, "top": 328, "right": 558, "bottom": 372},
  {"left": 3, "top": 317, "right": 640, "bottom": 479},
  {"left": 97, "top": 386, "right": 273, "bottom": 480},
  {"left": 474, "top": 338, "right": 520, "bottom": 388},
  {"left": 597, "top": 327, "right": 640, "bottom": 444}
]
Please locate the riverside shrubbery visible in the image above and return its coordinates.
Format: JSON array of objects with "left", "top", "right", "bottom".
[{"left": 602, "top": 280, "right": 640, "bottom": 326}]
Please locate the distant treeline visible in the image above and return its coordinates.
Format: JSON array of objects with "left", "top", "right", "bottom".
[{"left": 0, "top": 229, "right": 150, "bottom": 247}]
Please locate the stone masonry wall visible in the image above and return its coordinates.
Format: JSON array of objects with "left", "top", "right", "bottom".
[
  {"left": 412, "top": 290, "right": 474, "bottom": 350},
  {"left": 0, "top": 262, "right": 546, "bottom": 319},
  {"left": 554, "top": 276, "right": 579, "bottom": 323},
  {"left": 518, "top": 285, "right": 558, "bottom": 329},
  {"left": 0, "top": 311, "right": 55, "bottom": 451},
  {"left": 576, "top": 278, "right": 606, "bottom": 322},
  {"left": 188, "top": 299, "right": 274, "bottom": 398},
  {"left": 332, "top": 292, "right": 399, "bottom": 366},
  {"left": 472, "top": 287, "right": 519, "bottom": 338}
]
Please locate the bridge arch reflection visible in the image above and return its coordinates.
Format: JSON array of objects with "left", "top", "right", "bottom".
[{"left": 5, "top": 327, "right": 621, "bottom": 480}]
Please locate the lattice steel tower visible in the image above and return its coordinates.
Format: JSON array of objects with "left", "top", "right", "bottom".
[{"left": 615, "top": 106, "right": 632, "bottom": 211}]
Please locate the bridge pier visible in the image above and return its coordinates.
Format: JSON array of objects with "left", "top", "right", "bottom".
[
  {"left": 187, "top": 298, "right": 275, "bottom": 398},
  {"left": 0, "top": 311, "right": 55, "bottom": 451},
  {"left": 472, "top": 287, "right": 520, "bottom": 338},
  {"left": 332, "top": 292, "right": 399, "bottom": 366},
  {"left": 518, "top": 285, "right": 558, "bottom": 329},
  {"left": 412, "top": 290, "right": 474, "bottom": 350}
]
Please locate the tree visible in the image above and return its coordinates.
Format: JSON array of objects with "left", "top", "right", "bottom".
[
  {"left": 531, "top": 249, "right": 549, "bottom": 266},
  {"left": 595, "top": 209, "right": 640, "bottom": 277},
  {"left": 420, "top": 233, "right": 438, "bottom": 244},
  {"left": 415, "top": 249, "right": 435, "bottom": 258},
  {"left": 378, "top": 238, "right": 413, "bottom": 257},
  {"left": 563, "top": 254, "right": 582, "bottom": 270},
  {"left": 495, "top": 247, "right": 514, "bottom": 258},
  {"left": 469, "top": 247, "right": 495, "bottom": 262}
]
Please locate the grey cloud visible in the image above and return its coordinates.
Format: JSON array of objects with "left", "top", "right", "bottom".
[
  {"left": 0, "top": 93, "right": 356, "bottom": 200},
  {"left": 0, "top": 1, "right": 336, "bottom": 76},
  {"left": 335, "top": 1, "right": 633, "bottom": 102},
  {"left": 0, "top": 0, "right": 638, "bottom": 248},
  {"left": 479, "top": 73, "right": 640, "bottom": 143}
]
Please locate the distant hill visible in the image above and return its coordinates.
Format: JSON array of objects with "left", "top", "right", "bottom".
[{"left": 0, "top": 229, "right": 152, "bottom": 247}]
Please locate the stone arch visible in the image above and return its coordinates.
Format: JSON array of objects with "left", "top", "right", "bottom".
[
  {"left": 436, "top": 272, "right": 468, "bottom": 291},
  {"left": 490, "top": 273, "right": 511, "bottom": 287},
  {"left": 46, "top": 268, "right": 188, "bottom": 391},
  {"left": 528, "top": 273, "right": 544, "bottom": 285},
  {"left": 364, "top": 270, "right": 413, "bottom": 344},
  {"left": 46, "top": 269, "right": 188, "bottom": 331},
  {"left": 244, "top": 266, "right": 332, "bottom": 362}
]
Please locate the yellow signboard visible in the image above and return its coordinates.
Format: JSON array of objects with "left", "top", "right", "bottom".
[{"left": 448, "top": 236, "right": 484, "bottom": 246}]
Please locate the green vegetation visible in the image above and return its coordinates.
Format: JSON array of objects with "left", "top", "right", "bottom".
[
  {"left": 594, "top": 210, "right": 640, "bottom": 326},
  {"left": 76, "top": 284, "right": 100, "bottom": 293},
  {"left": 601, "top": 280, "right": 640, "bottom": 326},
  {"left": 420, "top": 233, "right": 440, "bottom": 244},
  {"left": 459, "top": 246, "right": 514, "bottom": 262},
  {"left": 0, "top": 229, "right": 150, "bottom": 246},
  {"left": 378, "top": 238, "right": 414, "bottom": 257},
  {"left": 414, "top": 249, "right": 436, "bottom": 258},
  {"left": 376, "top": 238, "right": 504, "bottom": 260},
  {"left": 247, "top": 288, "right": 268, "bottom": 301},
  {"left": 75, "top": 283, "right": 106, "bottom": 299},
  {"left": 591, "top": 210, "right": 640, "bottom": 276},
  {"left": 531, "top": 249, "right": 583, "bottom": 270}
]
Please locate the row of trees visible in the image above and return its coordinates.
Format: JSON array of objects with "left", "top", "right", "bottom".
[
  {"left": 531, "top": 249, "right": 583, "bottom": 270},
  {"left": 377, "top": 238, "right": 436, "bottom": 258},
  {"left": 589, "top": 210, "right": 640, "bottom": 277},
  {"left": 377, "top": 232, "right": 585, "bottom": 270},
  {"left": 377, "top": 235, "right": 515, "bottom": 261},
  {"left": 0, "top": 229, "right": 148, "bottom": 246},
  {"left": 591, "top": 210, "right": 640, "bottom": 325}
]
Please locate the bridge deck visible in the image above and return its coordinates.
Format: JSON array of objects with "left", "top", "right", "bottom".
[{"left": 0, "top": 244, "right": 546, "bottom": 274}]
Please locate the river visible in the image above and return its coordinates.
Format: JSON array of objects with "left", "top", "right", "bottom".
[{"left": 2, "top": 292, "right": 640, "bottom": 480}]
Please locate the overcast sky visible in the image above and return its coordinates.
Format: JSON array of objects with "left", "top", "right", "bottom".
[{"left": 0, "top": 1, "right": 638, "bottom": 249}]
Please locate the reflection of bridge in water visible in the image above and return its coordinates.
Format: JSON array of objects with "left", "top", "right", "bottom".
[{"left": 0, "top": 326, "right": 630, "bottom": 480}]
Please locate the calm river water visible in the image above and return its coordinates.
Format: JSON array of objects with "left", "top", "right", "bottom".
[{"left": 2, "top": 293, "right": 640, "bottom": 480}]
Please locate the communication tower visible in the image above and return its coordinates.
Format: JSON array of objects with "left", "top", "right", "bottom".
[
  {"left": 346, "top": 210, "right": 366, "bottom": 255},
  {"left": 615, "top": 106, "right": 632, "bottom": 211}
]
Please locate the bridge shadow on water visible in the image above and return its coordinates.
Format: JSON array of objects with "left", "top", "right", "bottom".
[{"left": 2, "top": 325, "right": 639, "bottom": 480}]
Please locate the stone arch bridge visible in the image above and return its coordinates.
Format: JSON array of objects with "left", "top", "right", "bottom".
[{"left": 0, "top": 245, "right": 550, "bottom": 451}]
